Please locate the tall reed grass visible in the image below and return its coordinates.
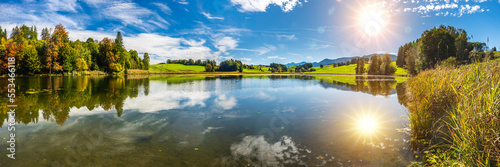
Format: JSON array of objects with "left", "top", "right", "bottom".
[{"left": 406, "top": 61, "right": 500, "bottom": 166}]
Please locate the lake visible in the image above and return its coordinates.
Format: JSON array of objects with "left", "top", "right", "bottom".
[{"left": 0, "top": 75, "right": 411, "bottom": 166}]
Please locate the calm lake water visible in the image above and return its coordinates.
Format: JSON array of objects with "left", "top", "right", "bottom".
[{"left": 0, "top": 75, "right": 411, "bottom": 166}]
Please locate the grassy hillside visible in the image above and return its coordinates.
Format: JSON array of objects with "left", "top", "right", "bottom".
[
  {"left": 149, "top": 64, "right": 206, "bottom": 73},
  {"left": 149, "top": 61, "right": 408, "bottom": 75},
  {"left": 406, "top": 61, "right": 500, "bottom": 166},
  {"left": 242, "top": 67, "right": 272, "bottom": 73},
  {"left": 307, "top": 61, "right": 408, "bottom": 75},
  {"left": 308, "top": 64, "right": 364, "bottom": 74}
]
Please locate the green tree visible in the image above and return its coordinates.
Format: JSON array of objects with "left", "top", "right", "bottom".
[
  {"left": 142, "top": 52, "right": 150, "bottom": 70},
  {"left": 205, "top": 63, "right": 213, "bottom": 72},
  {"left": 405, "top": 46, "right": 417, "bottom": 75},
  {"left": 99, "top": 37, "right": 120, "bottom": 72},
  {"left": 114, "top": 31, "right": 124, "bottom": 52},
  {"left": 368, "top": 55, "right": 380, "bottom": 75},
  {"left": 23, "top": 44, "right": 41, "bottom": 75},
  {"left": 420, "top": 26, "right": 456, "bottom": 68},
  {"left": 356, "top": 58, "right": 365, "bottom": 74},
  {"left": 320, "top": 64, "right": 324, "bottom": 68},
  {"left": 60, "top": 45, "right": 76, "bottom": 72},
  {"left": 380, "top": 54, "right": 395, "bottom": 75},
  {"left": 41, "top": 28, "right": 51, "bottom": 41},
  {"left": 75, "top": 58, "right": 88, "bottom": 71}
]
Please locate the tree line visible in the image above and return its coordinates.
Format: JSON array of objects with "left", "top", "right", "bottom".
[
  {"left": 166, "top": 59, "right": 216, "bottom": 66},
  {"left": 396, "top": 25, "right": 497, "bottom": 75},
  {"left": 0, "top": 24, "right": 150, "bottom": 75}
]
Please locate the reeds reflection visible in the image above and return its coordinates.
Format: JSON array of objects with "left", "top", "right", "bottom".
[{"left": 0, "top": 75, "right": 411, "bottom": 166}]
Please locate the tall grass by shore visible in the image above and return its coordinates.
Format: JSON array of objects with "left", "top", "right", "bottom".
[{"left": 406, "top": 61, "right": 500, "bottom": 166}]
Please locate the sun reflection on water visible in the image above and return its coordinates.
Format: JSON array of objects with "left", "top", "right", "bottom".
[
  {"left": 356, "top": 116, "right": 379, "bottom": 135},
  {"left": 345, "top": 107, "right": 391, "bottom": 144}
]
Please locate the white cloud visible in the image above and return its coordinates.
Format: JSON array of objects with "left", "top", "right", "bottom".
[
  {"left": 240, "top": 58, "right": 252, "bottom": 64},
  {"left": 254, "top": 91, "right": 276, "bottom": 101},
  {"left": 233, "top": 44, "right": 277, "bottom": 56},
  {"left": 81, "top": 0, "right": 170, "bottom": 31},
  {"left": 46, "top": 0, "right": 79, "bottom": 12},
  {"left": 104, "top": 2, "right": 152, "bottom": 25},
  {"left": 400, "top": 0, "right": 488, "bottom": 17},
  {"left": 230, "top": 0, "right": 305, "bottom": 12},
  {"left": 268, "top": 56, "right": 286, "bottom": 59},
  {"left": 182, "top": 39, "right": 206, "bottom": 47},
  {"left": 214, "top": 94, "right": 237, "bottom": 110},
  {"left": 175, "top": 0, "right": 189, "bottom": 5},
  {"left": 0, "top": 2, "right": 85, "bottom": 30},
  {"left": 276, "top": 34, "right": 297, "bottom": 40},
  {"left": 123, "top": 81, "right": 212, "bottom": 113},
  {"left": 0, "top": 0, "right": 171, "bottom": 33},
  {"left": 215, "top": 36, "right": 238, "bottom": 55},
  {"left": 256, "top": 44, "right": 277, "bottom": 55},
  {"left": 152, "top": 2, "right": 172, "bottom": 15},
  {"left": 229, "top": 136, "right": 303, "bottom": 166},
  {"left": 69, "top": 30, "right": 218, "bottom": 64},
  {"left": 201, "top": 12, "right": 224, "bottom": 20}
]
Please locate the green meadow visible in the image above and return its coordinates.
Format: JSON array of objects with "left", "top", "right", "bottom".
[
  {"left": 149, "top": 61, "right": 408, "bottom": 75},
  {"left": 308, "top": 61, "right": 407, "bottom": 75},
  {"left": 149, "top": 64, "right": 206, "bottom": 73}
]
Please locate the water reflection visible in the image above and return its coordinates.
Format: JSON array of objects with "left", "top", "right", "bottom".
[
  {"left": 1, "top": 75, "right": 406, "bottom": 126},
  {"left": 316, "top": 76, "right": 400, "bottom": 96},
  {"left": 220, "top": 135, "right": 303, "bottom": 166},
  {"left": 0, "top": 75, "right": 410, "bottom": 166}
]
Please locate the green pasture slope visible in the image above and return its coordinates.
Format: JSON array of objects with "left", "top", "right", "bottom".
[
  {"left": 149, "top": 61, "right": 408, "bottom": 75},
  {"left": 307, "top": 61, "right": 407, "bottom": 75},
  {"left": 149, "top": 64, "right": 206, "bottom": 73}
]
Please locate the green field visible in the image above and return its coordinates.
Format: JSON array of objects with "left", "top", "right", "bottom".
[
  {"left": 308, "top": 64, "right": 366, "bottom": 74},
  {"left": 307, "top": 61, "right": 408, "bottom": 75},
  {"left": 149, "top": 64, "right": 206, "bottom": 73},
  {"left": 149, "top": 61, "right": 408, "bottom": 75},
  {"left": 242, "top": 67, "right": 272, "bottom": 73}
]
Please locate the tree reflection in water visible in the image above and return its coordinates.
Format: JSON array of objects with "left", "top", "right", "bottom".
[
  {"left": 0, "top": 75, "right": 407, "bottom": 126},
  {"left": 0, "top": 76, "right": 150, "bottom": 126}
]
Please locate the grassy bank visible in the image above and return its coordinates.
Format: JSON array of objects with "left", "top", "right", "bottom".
[
  {"left": 149, "top": 61, "right": 408, "bottom": 75},
  {"left": 306, "top": 61, "right": 407, "bottom": 75},
  {"left": 149, "top": 64, "right": 206, "bottom": 73},
  {"left": 406, "top": 61, "right": 500, "bottom": 166}
]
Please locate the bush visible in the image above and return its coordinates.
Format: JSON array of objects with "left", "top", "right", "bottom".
[{"left": 440, "top": 56, "right": 457, "bottom": 68}]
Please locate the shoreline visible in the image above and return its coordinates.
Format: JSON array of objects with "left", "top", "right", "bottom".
[{"left": 0, "top": 71, "right": 410, "bottom": 77}]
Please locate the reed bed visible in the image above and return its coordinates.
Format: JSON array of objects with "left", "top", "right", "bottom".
[{"left": 406, "top": 61, "right": 500, "bottom": 166}]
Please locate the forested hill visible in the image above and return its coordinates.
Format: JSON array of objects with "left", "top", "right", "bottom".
[{"left": 0, "top": 24, "right": 150, "bottom": 75}]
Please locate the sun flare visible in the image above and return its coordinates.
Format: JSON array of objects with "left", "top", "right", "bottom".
[
  {"left": 344, "top": 107, "right": 389, "bottom": 144},
  {"left": 356, "top": 116, "right": 379, "bottom": 135},
  {"left": 357, "top": 4, "right": 391, "bottom": 37}
]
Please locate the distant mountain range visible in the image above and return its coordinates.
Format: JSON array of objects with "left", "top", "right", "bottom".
[{"left": 285, "top": 53, "right": 397, "bottom": 67}]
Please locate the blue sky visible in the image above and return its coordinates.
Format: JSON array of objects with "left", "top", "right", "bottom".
[{"left": 0, "top": 0, "right": 499, "bottom": 65}]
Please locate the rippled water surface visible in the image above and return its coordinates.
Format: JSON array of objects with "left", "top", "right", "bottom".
[{"left": 0, "top": 75, "right": 411, "bottom": 166}]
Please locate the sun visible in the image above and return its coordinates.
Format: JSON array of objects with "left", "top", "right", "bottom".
[
  {"left": 356, "top": 116, "right": 379, "bottom": 135},
  {"left": 343, "top": 106, "right": 390, "bottom": 144},
  {"left": 357, "top": 4, "right": 391, "bottom": 37}
]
